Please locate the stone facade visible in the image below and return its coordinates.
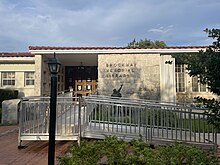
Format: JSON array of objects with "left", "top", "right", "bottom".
[
  {"left": 34, "top": 55, "right": 43, "bottom": 96},
  {"left": 98, "top": 54, "right": 161, "bottom": 100},
  {"left": 34, "top": 55, "right": 65, "bottom": 96}
]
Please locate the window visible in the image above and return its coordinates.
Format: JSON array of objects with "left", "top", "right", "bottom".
[
  {"left": 25, "top": 72, "right": 34, "bottom": 86},
  {"left": 175, "top": 64, "right": 185, "bottom": 92},
  {"left": 192, "top": 76, "right": 207, "bottom": 92},
  {"left": 58, "top": 75, "right": 60, "bottom": 82},
  {"left": 86, "top": 84, "right": 92, "bottom": 90},
  {"left": 2, "top": 72, "right": 15, "bottom": 86},
  {"left": 77, "top": 85, "right": 82, "bottom": 91}
]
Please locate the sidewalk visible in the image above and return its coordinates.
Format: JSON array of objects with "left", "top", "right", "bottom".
[{"left": 0, "top": 125, "right": 72, "bottom": 165}]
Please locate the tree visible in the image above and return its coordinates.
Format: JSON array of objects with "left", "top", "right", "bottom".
[
  {"left": 172, "top": 29, "right": 220, "bottom": 95},
  {"left": 172, "top": 28, "right": 220, "bottom": 130},
  {"left": 127, "top": 38, "right": 166, "bottom": 48}
]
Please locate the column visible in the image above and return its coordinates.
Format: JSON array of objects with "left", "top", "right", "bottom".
[{"left": 160, "top": 55, "right": 176, "bottom": 103}]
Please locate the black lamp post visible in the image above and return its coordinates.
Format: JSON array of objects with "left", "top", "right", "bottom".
[{"left": 48, "top": 52, "right": 61, "bottom": 165}]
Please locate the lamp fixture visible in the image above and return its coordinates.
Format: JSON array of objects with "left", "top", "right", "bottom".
[{"left": 48, "top": 52, "right": 61, "bottom": 74}]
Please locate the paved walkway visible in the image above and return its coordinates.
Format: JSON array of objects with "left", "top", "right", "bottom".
[{"left": 0, "top": 125, "right": 72, "bottom": 165}]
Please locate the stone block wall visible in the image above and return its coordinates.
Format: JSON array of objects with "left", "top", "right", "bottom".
[{"left": 98, "top": 54, "right": 160, "bottom": 100}]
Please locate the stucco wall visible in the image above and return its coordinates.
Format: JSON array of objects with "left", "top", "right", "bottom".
[
  {"left": 98, "top": 54, "right": 161, "bottom": 99},
  {"left": 0, "top": 63, "right": 35, "bottom": 97}
]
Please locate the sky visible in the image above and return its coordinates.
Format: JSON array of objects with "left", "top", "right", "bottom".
[{"left": 0, "top": 0, "right": 219, "bottom": 52}]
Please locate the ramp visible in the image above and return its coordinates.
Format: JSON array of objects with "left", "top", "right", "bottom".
[{"left": 18, "top": 95, "right": 217, "bottom": 150}]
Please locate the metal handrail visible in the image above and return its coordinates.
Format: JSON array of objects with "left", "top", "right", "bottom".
[{"left": 18, "top": 95, "right": 217, "bottom": 150}]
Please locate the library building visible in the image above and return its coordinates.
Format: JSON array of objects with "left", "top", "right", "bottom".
[{"left": 0, "top": 46, "right": 217, "bottom": 103}]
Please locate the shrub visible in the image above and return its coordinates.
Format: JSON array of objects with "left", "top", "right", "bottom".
[
  {"left": 0, "top": 89, "right": 18, "bottom": 107},
  {"left": 59, "top": 136, "right": 218, "bottom": 165},
  {"left": 156, "top": 143, "right": 218, "bottom": 165},
  {"left": 59, "top": 139, "right": 102, "bottom": 165}
]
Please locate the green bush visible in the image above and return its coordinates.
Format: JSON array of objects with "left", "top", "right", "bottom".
[
  {"left": 58, "top": 136, "right": 218, "bottom": 165},
  {"left": 0, "top": 89, "right": 18, "bottom": 107},
  {"left": 156, "top": 143, "right": 217, "bottom": 165}
]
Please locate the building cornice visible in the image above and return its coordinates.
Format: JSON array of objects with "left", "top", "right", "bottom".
[
  {"left": 0, "top": 52, "right": 34, "bottom": 57},
  {"left": 0, "top": 57, "right": 35, "bottom": 64},
  {"left": 29, "top": 46, "right": 207, "bottom": 54}
]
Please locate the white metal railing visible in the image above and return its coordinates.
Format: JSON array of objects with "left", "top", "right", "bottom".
[
  {"left": 82, "top": 95, "right": 217, "bottom": 149},
  {"left": 18, "top": 96, "right": 81, "bottom": 146},
  {"left": 18, "top": 95, "right": 217, "bottom": 150}
]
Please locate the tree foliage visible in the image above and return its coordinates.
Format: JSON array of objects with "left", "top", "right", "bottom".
[
  {"left": 172, "top": 28, "right": 220, "bottom": 131},
  {"left": 127, "top": 38, "right": 167, "bottom": 48},
  {"left": 172, "top": 28, "right": 220, "bottom": 95},
  {"left": 196, "top": 96, "right": 220, "bottom": 131}
]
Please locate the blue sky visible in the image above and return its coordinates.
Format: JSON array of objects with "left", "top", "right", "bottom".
[{"left": 0, "top": 0, "right": 219, "bottom": 51}]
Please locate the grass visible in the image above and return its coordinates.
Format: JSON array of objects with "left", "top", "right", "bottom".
[
  {"left": 91, "top": 108, "right": 216, "bottom": 133},
  {"left": 178, "top": 118, "right": 215, "bottom": 133}
]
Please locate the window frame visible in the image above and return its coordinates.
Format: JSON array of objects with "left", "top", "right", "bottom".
[
  {"left": 86, "top": 84, "right": 92, "bottom": 90},
  {"left": 175, "top": 64, "right": 186, "bottom": 92},
  {"left": 192, "top": 76, "right": 207, "bottom": 92},
  {"left": 24, "top": 72, "right": 35, "bottom": 86},
  {"left": 1, "top": 72, "right": 15, "bottom": 86}
]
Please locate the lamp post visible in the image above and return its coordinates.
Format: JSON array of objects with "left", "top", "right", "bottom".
[{"left": 48, "top": 52, "right": 61, "bottom": 165}]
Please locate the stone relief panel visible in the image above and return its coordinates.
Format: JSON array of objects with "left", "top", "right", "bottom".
[{"left": 98, "top": 54, "right": 160, "bottom": 100}]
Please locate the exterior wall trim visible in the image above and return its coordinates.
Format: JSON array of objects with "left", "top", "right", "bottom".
[{"left": 29, "top": 48, "right": 206, "bottom": 55}]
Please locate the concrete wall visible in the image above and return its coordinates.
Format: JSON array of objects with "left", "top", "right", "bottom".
[
  {"left": 1, "top": 99, "right": 20, "bottom": 124},
  {"left": 98, "top": 54, "right": 161, "bottom": 100}
]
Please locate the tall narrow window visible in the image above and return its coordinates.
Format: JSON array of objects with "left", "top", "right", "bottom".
[
  {"left": 192, "top": 76, "right": 207, "bottom": 92},
  {"left": 25, "top": 72, "right": 34, "bottom": 86},
  {"left": 175, "top": 64, "right": 185, "bottom": 92},
  {"left": 192, "top": 76, "right": 199, "bottom": 92},
  {"left": 2, "top": 72, "right": 15, "bottom": 86},
  {"left": 200, "top": 83, "right": 207, "bottom": 92}
]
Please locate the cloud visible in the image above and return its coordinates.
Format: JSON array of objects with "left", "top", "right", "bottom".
[
  {"left": 0, "top": 0, "right": 219, "bottom": 51},
  {"left": 148, "top": 25, "right": 174, "bottom": 34}
]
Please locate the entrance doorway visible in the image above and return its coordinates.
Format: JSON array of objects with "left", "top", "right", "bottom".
[{"left": 65, "top": 66, "right": 98, "bottom": 96}]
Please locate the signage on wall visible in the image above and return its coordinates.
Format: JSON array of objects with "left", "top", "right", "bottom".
[{"left": 101, "top": 63, "right": 138, "bottom": 79}]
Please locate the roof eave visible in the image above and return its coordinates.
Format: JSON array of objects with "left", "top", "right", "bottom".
[
  {"left": 29, "top": 48, "right": 206, "bottom": 54},
  {"left": 0, "top": 57, "right": 35, "bottom": 64}
]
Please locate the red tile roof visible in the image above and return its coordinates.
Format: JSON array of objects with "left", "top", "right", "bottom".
[
  {"left": 29, "top": 46, "right": 208, "bottom": 50},
  {"left": 0, "top": 52, "right": 34, "bottom": 57},
  {"left": 0, "top": 46, "right": 208, "bottom": 57}
]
